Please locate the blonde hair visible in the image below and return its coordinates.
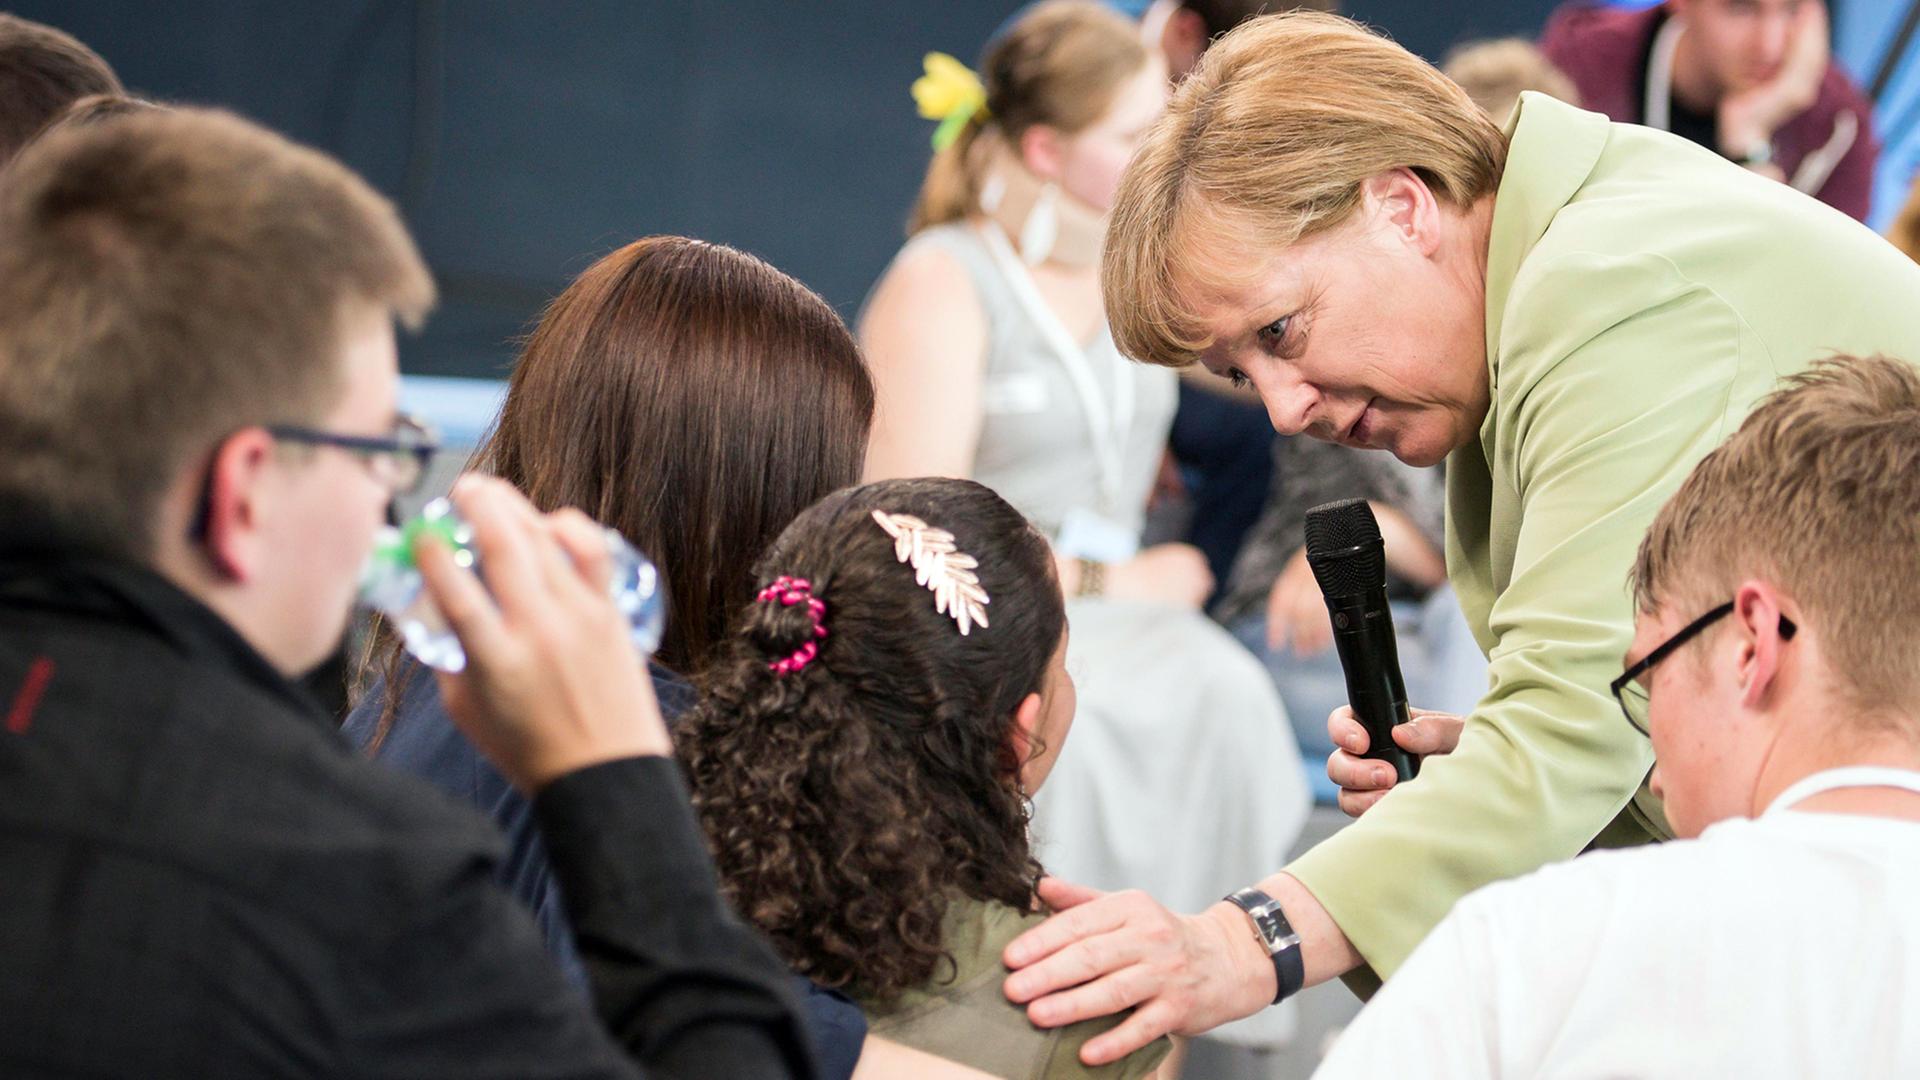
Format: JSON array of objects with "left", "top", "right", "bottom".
[
  {"left": 909, "top": 0, "right": 1147, "bottom": 235},
  {"left": 1632, "top": 356, "right": 1920, "bottom": 717},
  {"left": 1442, "top": 38, "right": 1579, "bottom": 122},
  {"left": 1103, "top": 11, "right": 1507, "bottom": 368}
]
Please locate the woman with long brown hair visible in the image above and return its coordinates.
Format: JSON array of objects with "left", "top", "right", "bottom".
[
  {"left": 858, "top": 7, "right": 1307, "bottom": 1053},
  {"left": 341, "top": 235, "right": 901, "bottom": 1076},
  {"left": 680, "top": 476, "right": 1168, "bottom": 1079}
]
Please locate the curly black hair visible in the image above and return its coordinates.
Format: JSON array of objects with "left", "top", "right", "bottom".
[{"left": 677, "top": 477, "right": 1067, "bottom": 1001}]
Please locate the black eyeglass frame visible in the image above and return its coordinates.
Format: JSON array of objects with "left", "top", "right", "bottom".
[
  {"left": 264, "top": 413, "right": 440, "bottom": 496},
  {"left": 188, "top": 414, "right": 441, "bottom": 542},
  {"left": 1610, "top": 600, "right": 1798, "bottom": 736}
]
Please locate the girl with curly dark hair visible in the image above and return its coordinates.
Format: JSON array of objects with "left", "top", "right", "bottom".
[{"left": 679, "top": 477, "right": 1171, "bottom": 1080}]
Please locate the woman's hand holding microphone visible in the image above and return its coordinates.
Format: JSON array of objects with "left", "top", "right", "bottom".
[{"left": 1326, "top": 705, "right": 1465, "bottom": 817}]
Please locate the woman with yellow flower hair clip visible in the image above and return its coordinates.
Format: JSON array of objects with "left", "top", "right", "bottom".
[{"left": 861, "top": 1, "right": 1310, "bottom": 1066}]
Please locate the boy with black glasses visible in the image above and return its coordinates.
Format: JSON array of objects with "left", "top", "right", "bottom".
[
  {"left": 0, "top": 107, "right": 812, "bottom": 1078},
  {"left": 1317, "top": 355, "right": 1920, "bottom": 1078}
]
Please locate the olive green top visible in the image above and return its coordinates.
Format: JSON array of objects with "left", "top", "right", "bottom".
[
  {"left": 1287, "top": 92, "right": 1920, "bottom": 993},
  {"left": 860, "top": 898, "right": 1171, "bottom": 1079}
]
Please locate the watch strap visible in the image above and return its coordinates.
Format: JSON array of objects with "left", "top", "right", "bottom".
[{"left": 1224, "top": 886, "right": 1305, "bottom": 1005}]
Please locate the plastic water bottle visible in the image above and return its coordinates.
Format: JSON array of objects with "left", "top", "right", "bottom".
[{"left": 359, "top": 497, "right": 667, "bottom": 673}]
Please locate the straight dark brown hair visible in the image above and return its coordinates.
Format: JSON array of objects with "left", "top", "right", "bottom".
[{"left": 363, "top": 236, "right": 873, "bottom": 743}]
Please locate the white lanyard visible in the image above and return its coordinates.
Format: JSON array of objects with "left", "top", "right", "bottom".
[
  {"left": 1642, "top": 15, "right": 1685, "bottom": 133},
  {"left": 979, "top": 222, "right": 1134, "bottom": 514},
  {"left": 1764, "top": 767, "right": 1920, "bottom": 816}
]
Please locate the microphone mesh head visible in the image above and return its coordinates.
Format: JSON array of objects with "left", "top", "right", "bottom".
[{"left": 1303, "top": 498, "right": 1386, "bottom": 595}]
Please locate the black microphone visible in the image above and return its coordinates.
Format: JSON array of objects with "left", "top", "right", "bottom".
[{"left": 1303, "top": 498, "right": 1419, "bottom": 782}]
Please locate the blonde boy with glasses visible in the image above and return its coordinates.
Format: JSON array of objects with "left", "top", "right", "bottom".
[{"left": 1318, "top": 355, "right": 1920, "bottom": 1078}]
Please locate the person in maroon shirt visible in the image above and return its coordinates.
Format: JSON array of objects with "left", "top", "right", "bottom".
[{"left": 1540, "top": 0, "right": 1878, "bottom": 220}]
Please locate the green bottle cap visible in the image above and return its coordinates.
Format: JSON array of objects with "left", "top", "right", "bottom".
[{"left": 371, "top": 512, "right": 468, "bottom": 573}]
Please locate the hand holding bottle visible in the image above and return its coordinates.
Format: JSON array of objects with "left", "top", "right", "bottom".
[{"left": 415, "top": 476, "right": 672, "bottom": 792}]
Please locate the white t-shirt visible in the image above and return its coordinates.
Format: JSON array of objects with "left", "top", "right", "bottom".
[{"left": 1316, "top": 805, "right": 1920, "bottom": 1078}]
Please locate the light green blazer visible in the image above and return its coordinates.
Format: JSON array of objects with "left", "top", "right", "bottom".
[{"left": 1287, "top": 92, "right": 1920, "bottom": 990}]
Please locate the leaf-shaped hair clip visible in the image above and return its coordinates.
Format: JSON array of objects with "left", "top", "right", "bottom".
[{"left": 871, "top": 510, "right": 991, "bottom": 636}]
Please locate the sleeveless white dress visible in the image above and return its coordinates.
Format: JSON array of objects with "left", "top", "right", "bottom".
[{"left": 888, "top": 222, "right": 1311, "bottom": 1047}]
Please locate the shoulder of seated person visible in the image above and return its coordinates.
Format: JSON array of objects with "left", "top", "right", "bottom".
[
  {"left": 159, "top": 695, "right": 507, "bottom": 930},
  {"left": 885, "top": 899, "right": 1172, "bottom": 1078},
  {"left": 878, "top": 237, "right": 976, "bottom": 303},
  {"left": 260, "top": 684, "right": 507, "bottom": 863},
  {"left": 170, "top": 664, "right": 499, "bottom": 853},
  {"left": 1458, "top": 826, "right": 1758, "bottom": 926},
  {"left": 864, "top": 243, "right": 988, "bottom": 375},
  {"left": 941, "top": 896, "right": 1044, "bottom": 966},
  {"left": 985, "top": 902, "right": 1173, "bottom": 1078},
  {"left": 1043, "top": 1016, "right": 1173, "bottom": 1080}
]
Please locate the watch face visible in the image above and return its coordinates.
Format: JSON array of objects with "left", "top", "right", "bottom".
[{"left": 1229, "top": 888, "right": 1296, "bottom": 951}]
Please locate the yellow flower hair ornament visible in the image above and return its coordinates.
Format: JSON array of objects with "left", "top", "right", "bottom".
[{"left": 913, "top": 52, "right": 988, "bottom": 151}]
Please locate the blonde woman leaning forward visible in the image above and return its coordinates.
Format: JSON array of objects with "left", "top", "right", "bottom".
[
  {"left": 996, "top": 10, "right": 1920, "bottom": 1066},
  {"left": 861, "top": 1, "right": 1308, "bottom": 1053}
]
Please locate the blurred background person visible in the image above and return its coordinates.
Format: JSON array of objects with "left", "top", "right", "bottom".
[
  {"left": 1540, "top": 0, "right": 1876, "bottom": 220},
  {"left": 682, "top": 477, "right": 1172, "bottom": 1080},
  {"left": 0, "top": 11, "right": 119, "bottom": 168},
  {"left": 346, "top": 235, "right": 884, "bottom": 1078},
  {"left": 1140, "top": 0, "right": 1341, "bottom": 81},
  {"left": 1443, "top": 36, "right": 1580, "bottom": 119},
  {"left": 860, "top": 1, "right": 1308, "bottom": 1063}
]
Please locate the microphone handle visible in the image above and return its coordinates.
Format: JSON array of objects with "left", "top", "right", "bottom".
[{"left": 1325, "top": 588, "right": 1419, "bottom": 782}]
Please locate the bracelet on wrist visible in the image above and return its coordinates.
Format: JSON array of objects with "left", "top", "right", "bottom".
[{"left": 1074, "top": 557, "right": 1107, "bottom": 598}]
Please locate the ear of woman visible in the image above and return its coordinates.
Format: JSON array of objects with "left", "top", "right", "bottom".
[
  {"left": 1018, "top": 124, "right": 1066, "bottom": 180},
  {"left": 1362, "top": 167, "right": 1445, "bottom": 257}
]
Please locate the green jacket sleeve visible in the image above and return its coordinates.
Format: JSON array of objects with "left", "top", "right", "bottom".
[{"left": 1286, "top": 250, "right": 1773, "bottom": 983}]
